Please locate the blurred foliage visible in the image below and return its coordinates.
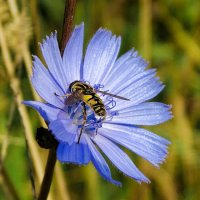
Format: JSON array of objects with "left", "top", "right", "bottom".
[{"left": 0, "top": 0, "right": 200, "bottom": 200}]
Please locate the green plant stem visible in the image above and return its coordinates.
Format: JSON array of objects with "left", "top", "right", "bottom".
[{"left": 37, "top": 0, "right": 76, "bottom": 199}]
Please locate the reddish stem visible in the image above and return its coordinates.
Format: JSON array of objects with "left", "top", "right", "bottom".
[{"left": 37, "top": 0, "right": 76, "bottom": 199}]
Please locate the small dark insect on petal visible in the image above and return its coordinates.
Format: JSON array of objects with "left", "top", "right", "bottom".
[{"left": 36, "top": 127, "right": 58, "bottom": 149}]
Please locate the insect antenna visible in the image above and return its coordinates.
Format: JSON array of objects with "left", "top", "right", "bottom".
[
  {"left": 54, "top": 92, "right": 70, "bottom": 98},
  {"left": 97, "top": 91, "right": 130, "bottom": 101}
]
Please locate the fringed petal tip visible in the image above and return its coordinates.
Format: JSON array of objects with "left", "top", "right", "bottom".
[
  {"left": 95, "top": 27, "right": 122, "bottom": 41},
  {"left": 137, "top": 178, "right": 151, "bottom": 184},
  {"left": 96, "top": 27, "right": 121, "bottom": 41},
  {"left": 153, "top": 148, "right": 170, "bottom": 168},
  {"left": 129, "top": 49, "right": 147, "bottom": 65},
  {"left": 118, "top": 168, "right": 151, "bottom": 184},
  {"left": 47, "top": 31, "right": 57, "bottom": 41},
  {"left": 108, "top": 175, "right": 150, "bottom": 186},
  {"left": 167, "top": 104, "right": 174, "bottom": 119},
  {"left": 32, "top": 54, "right": 36, "bottom": 59},
  {"left": 126, "top": 169, "right": 151, "bottom": 184},
  {"left": 38, "top": 31, "right": 58, "bottom": 52},
  {"left": 75, "top": 22, "right": 84, "bottom": 29},
  {"left": 96, "top": 27, "right": 111, "bottom": 34},
  {"left": 116, "top": 166, "right": 150, "bottom": 184},
  {"left": 32, "top": 55, "right": 42, "bottom": 66},
  {"left": 127, "top": 48, "right": 149, "bottom": 65}
]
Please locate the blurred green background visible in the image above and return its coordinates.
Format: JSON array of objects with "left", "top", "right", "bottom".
[{"left": 1, "top": 0, "right": 200, "bottom": 199}]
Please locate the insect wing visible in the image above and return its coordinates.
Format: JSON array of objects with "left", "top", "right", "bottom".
[
  {"left": 65, "top": 91, "right": 83, "bottom": 105},
  {"left": 98, "top": 90, "right": 130, "bottom": 101}
]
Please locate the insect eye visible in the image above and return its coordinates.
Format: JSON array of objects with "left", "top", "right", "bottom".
[{"left": 72, "top": 88, "right": 76, "bottom": 92}]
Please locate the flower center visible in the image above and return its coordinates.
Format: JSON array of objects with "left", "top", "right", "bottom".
[{"left": 64, "top": 81, "right": 119, "bottom": 138}]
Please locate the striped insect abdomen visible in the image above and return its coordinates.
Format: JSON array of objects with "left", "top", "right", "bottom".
[
  {"left": 69, "top": 81, "right": 106, "bottom": 118},
  {"left": 82, "top": 91, "right": 106, "bottom": 118}
]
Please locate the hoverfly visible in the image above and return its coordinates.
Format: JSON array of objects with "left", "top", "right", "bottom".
[{"left": 56, "top": 81, "right": 129, "bottom": 143}]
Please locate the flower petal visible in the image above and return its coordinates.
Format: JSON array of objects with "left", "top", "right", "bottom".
[
  {"left": 40, "top": 32, "right": 67, "bottom": 91},
  {"left": 113, "top": 70, "right": 164, "bottom": 108},
  {"left": 100, "top": 123, "right": 170, "bottom": 167},
  {"left": 112, "top": 102, "right": 172, "bottom": 125},
  {"left": 93, "top": 134, "right": 150, "bottom": 183},
  {"left": 63, "top": 23, "right": 84, "bottom": 84},
  {"left": 49, "top": 120, "right": 77, "bottom": 144},
  {"left": 57, "top": 135, "right": 90, "bottom": 165},
  {"left": 83, "top": 29, "right": 121, "bottom": 85},
  {"left": 85, "top": 135, "right": 121, "bottom": 186},
  {"left": 103, "top": 123, "right": 170, "bottom": 145},
  {"left": 22, "top": 101, "right": 64, "bottom": 123},
  {"left": 31, "top": 56, "right": 64, "bottom": 107},
  {"left": 102, "top": 49, "right": 147, "bottom": 89}
]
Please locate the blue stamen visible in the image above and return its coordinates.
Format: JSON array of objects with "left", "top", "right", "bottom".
[
  {"left": 110, "top": 110, "right": 119, "bottom": 116},
  {"left": 94, "top": 83, "right": 104, "bottom": 90},
  {"left": 105, "top": 96, "right": 116, "bottom": 110},
  {"left": 67, "top": 82, "right": 118, "bottom": 135}
]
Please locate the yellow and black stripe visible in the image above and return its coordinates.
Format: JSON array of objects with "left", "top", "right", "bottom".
[{"left": 69, "top": 81, "right": 106, "bottom": 118}]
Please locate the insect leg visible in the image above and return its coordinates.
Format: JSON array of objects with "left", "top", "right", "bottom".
[
  {"left": 95, "top": 117, "right": 104, "bottom": 136},
  {"left": 78, "top": 102, "right": 87, "bottom": 144}
]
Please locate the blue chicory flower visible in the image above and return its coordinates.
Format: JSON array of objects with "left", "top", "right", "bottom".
[{"left": 23, "top": 23, "right": 172, "bottom": 186}]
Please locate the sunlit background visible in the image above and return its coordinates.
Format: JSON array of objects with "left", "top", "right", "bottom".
[{"left": 0, "top": 0, "right": 200, "bottom": 199}]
